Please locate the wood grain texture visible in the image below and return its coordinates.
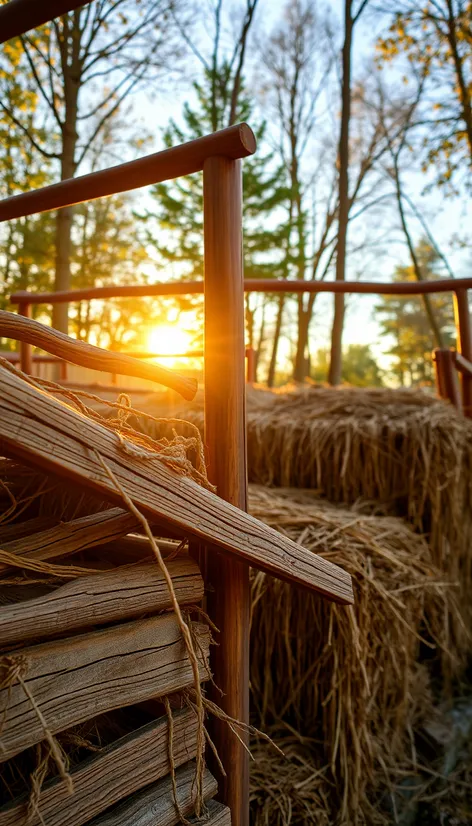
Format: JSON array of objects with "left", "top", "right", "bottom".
[
  {"left": 0, "top": 364, "right": 353, "bottom": 603},
  {"left": 0, "top": 311, "right": 197, "bottom": 400},
  {"left": 0, "top": 558, "right": 204, "bottom": 646},
  {"left": 203, "top": 155, "right": 249, "bottom": 826},
  {"left": 0, "top": 516, "right": 57, "bottom": 544},
  {"left": 0, "top": 709, "right": 198, "bottom": 826},
  {"left": 88, "top": 762, "right": 217, "bottom": 826},
  {"left": 0, "top": 614, "right": 210, "bottom": 762},
  {"left": 197, "top": 800, "right": 232, "bottom": 825},
  {"left": 0, "top": 508, "right": 138, "bottom": 573}
]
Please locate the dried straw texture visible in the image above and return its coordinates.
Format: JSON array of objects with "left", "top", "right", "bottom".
[
  {"left": 250, "top": 734, "right": 331, "bottom": 826},
  {"left": 248, "top": 485, "right": 461, "bottom": 825},
  {"left": 134, "top": 385, "right": 472, "bottom": 578},
  {"left": 135, "top": 385, "right": 472, "bottom": 666}
]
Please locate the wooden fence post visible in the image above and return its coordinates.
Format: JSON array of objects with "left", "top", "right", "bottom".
[
  {"left": 17, "top": 300, "right": 32, "bottom": 374},
  {"left": 433, "top": 348, "right": 462, "bottom": 412},
  {"left": 454, "top": 288, "right": 472, "bottom": 416},
  {"left": 203, "top": 155, "right": 249, "bottom": 826},
  {"left": 245, "top": 346, "right": 256, "bottom": 384}
]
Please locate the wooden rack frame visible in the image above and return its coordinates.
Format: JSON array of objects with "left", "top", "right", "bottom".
[{"left": 0, "top": 122, "right": 257, "bottom": 826}]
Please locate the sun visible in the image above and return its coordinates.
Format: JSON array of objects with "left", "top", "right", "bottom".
[{"left": 146, "top": 324, "right": 193, "bottom": 365}]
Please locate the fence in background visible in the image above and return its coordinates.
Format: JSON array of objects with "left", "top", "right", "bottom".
[{"left": 9, "top": 277, "right": 472, "bottom": 416}]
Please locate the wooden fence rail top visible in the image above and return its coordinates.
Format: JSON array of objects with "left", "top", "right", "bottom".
[
  {"left": 0, "top": 364, "right": 353, "bottom": 604},
  {"left": 0, "top": 0, "right": 90, "bottom": 44},
  {"left": 0, "top": 311, "right": 197, "bottom": 400},
  {"left": 10, "top": 276, "right": 472, "bottom": 308},
  {"left": 0, "top": 124, "right": 256, "bottom": 222}
]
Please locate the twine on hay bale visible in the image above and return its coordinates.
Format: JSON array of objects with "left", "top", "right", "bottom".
[{"left": 248, "top": 484, "right": 462, "bottom": 824}]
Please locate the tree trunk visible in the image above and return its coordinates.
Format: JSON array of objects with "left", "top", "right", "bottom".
[
  {"left": 293, "top": 308, "right": 310, "bottom": 382},
  {"left": 267, "top": 294, "right": 284, "bottom": 387},
  {"left": 254, "top": 300, "right": 266, "bottom": 382},
  {"left": 445, "top": 0, "right": 472, "bottom": 163},
  {"left": 328, "top": 0, "right": 353, "bottom": 386},
  {"left": 394, "top": 159, "right": 444, "bottom": 348},
  {"left": 53, "top": 12, "right": 81, "bottom": 335}
]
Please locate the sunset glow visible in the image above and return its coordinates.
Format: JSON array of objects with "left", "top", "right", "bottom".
[{"left": 146, "top": 324, "right": 194, "bottom": 366}]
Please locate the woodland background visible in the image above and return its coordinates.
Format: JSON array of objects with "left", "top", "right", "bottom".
[{"left": 0, "top": 0, "right": 471, "bottom": 387}]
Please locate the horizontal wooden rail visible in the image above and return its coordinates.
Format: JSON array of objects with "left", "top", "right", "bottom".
[
  {"left": 0, "top": 125, "right": 256, "bottom": 222},
  {"left": 10, "top": 277, "right": 472, "bottom": 307},
  {"left": 454, "top": 351, "right": 472, "bottom": 378},
  {"left": 0, "top": 350, "right": 204, "bottom": 363},
  {"left": 0, "top": 0, "right": 90, "bottom": 44},
  {"left": 0, "top": 311, "right": 197, "bottom": 399}
]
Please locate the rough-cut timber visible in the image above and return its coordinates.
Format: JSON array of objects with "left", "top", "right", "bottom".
[
  {"left": 0, "top": 709, "right": 198, "bottom": 826},
  {"left": 88, "top": 762, "right": 217, "bottom": 826},
  {"left": 0, "top": 614, "right": 210, "bottom": 762},
  {"left": 195, "top": 801, "right": 232, "bottom": 824},
  {"left": 0, "top": 364, "right": 353, "bottom": 603},
  {"left": 0, "top": 516, "right": 57, "bottom": 543},
  {"left": 0, "top": 508, "right": 138, "bottom": 573},
  {"left": 0, "top": 558, "right": 203, "bottom": 645},
  {"left": 0, "top": 312, "right": 197, "bottom": 400}
]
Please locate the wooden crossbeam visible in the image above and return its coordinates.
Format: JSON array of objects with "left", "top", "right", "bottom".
[
  {"left": 0, "top": 709, "right": 198, "bottom": 826},
  {"left": 0, "top": 364, "right": 353, "bottom": 603},
  {"left": 0, "top": 558, "right": 203, "bottom": 646},
  {"left": 90, "top": 762, "right": 217, "bottom": 826},
  {"left": 0, "top": 614, "right": 210, "bottom": 762},
  {"left": 0, "top": 507, "right": 138, "bottom": 573},
  {"left": 0, "top": 311, "right": 197, "bottom": 400}
]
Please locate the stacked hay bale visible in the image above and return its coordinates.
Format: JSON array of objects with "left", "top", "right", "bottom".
[
  {"left": 248, "top": 486, "right": 461, "bottom": 824},
  {"left": 133, "top": 384, "right": 472, "bottom": 824}
]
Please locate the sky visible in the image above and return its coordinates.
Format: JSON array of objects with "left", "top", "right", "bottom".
[{"left": 127, "top": 0, "right": 472, "bottom": 377}]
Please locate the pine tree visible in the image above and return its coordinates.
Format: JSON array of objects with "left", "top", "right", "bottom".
[{"left": 144, "top": 69, "right": 290, "bottom": 349}]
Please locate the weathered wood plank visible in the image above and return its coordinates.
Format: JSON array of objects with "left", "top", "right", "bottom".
[
  {"left": 0, "top": 516, "right": 57, "bottom": 544},
  {"left": 197, "top": 800, "right": 232, "bottom": 825},
  {"left": 88, "top": 762, "right": 217, "bottom": 826},
  {"left": 0, "top": 508, "right": 138, "bottom": 573},
  {"left": 97, "top": 534, "right": 180, "bottom": 564},
  {"left": 0, "top": 614, "right": 210, "bottom": 762},
  {"left": 0, "top": 311, "right": 197, "bottom": 400},
  {"left": 0, "top": 709, "right": 199, "bottom": 826},
  {"left": 0, "top": 557, "right": 203, "bottom": 646},
  {"left": 0, "top": 364, "right": 353, "bottom": 603}
]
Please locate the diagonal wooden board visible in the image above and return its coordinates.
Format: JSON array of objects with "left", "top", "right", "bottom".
[{"left": 0, "top": 365, "right": 353, "bottom": 603}]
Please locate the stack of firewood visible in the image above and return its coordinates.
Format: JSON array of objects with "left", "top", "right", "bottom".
[{"left": 0, "top": 492, "right": 231, "bottom": 826}]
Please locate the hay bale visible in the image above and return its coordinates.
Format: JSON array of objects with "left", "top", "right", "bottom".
[
  {"left": 248, "top": 485, "right": 461, "bottom": 824},
  {"left": 133, "top": 385, "right": 472, "bottom": 666},
  {"left": 133, "top": 385, "right": 472, "bottom": 581}
]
